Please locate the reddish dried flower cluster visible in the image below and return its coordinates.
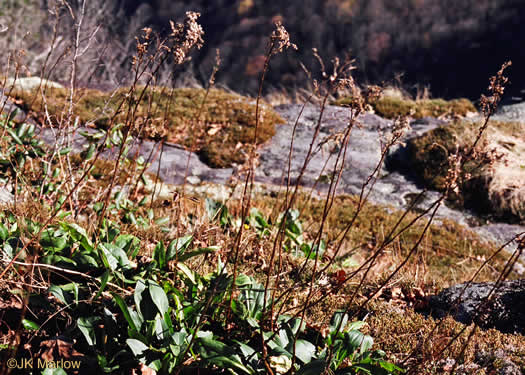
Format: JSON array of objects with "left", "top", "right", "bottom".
[
  {"left": 270, "top": 21, "right": 297, "bottom": 55},
  {"left": 480, "top": 61, "right": 512, "bottom": 118},
  {"left": 170, "top": 11, "right": 205, "bottom": 65}
]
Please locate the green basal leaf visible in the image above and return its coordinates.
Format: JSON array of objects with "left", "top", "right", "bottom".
[
  {"left": 230, "top": 299, "right": 248, "bottom": 320},
  {"left": 112, "top": 293, "right": 139, "bottom": 333},
  {"left": 148, "top": 280, "right": 169, "bottom": 317},
  {"left": 6, "top": 109, "right": 19, "bottom": 125},
  {"left": 61, "top": 222, "right": 93, "bottom": 252},
  {"left": 163, "top": 310, "right": 174, "bottom": 336},
  {"left": 138, "top": 196, "right": 148, "bottom": 206},
  {"left": 41, "top": 255, "right": 77, "bottom": 266},
  {"left": 234, "top": 274, "right": 252, "bottom": 287},
  {"left": 153, "top": 241, "right": 166, "bottom": 270},
  {"left": 59, "top": 147, "right": 72, "bottom": 155},
  {"left": 166, "top": 235, "right": 193, "bottom": 261},
  {"left": 16, "top": 122, "right": 28, "bottom": 138},
  {"left": 49, "top": 285, "right": 69, "bottom": 305},
  {"left": 330, "top": 311, "right": 349, "bottom": 335},
  {"left": 83, "top": 143, "right": 96, "bottom": 160},
  {"left": 94, "top": 270, "right": 110, "bottom": 300},
  {"left": 114, "top": 234, "right": 140, "bottom": 257},
  {"left": 7, "top": 129, "right": 23, "bottom": 145},
  {"left": 147, "top": 359, "right": 162, "bottom": 372},
  {"left": 99, "top": 242, "right": 131, "bottom": 271},
  {"left": 22, "top": 319, "right": 39, "bottom": 331},
  {"left": 175, "top": 263, "right": 197, "bottom": 285},
  {"left": 0, "top": 223, "right": 8, "bottom": 241},
  {"left": 78, "top": 316, "right": 99, "bottom": 346},
  {"left": 346, "top": 320, "right": 367, "bottom": 332},
  {"left": 233, "top": 340, "right": 256, "bottom": 358},
  {"left": 134, "top": 279, "right": 147, "bottom": 318},
  {"left": 294, "top": 339, "right": 316, "bottom": 364},
  {"left": 126, "top": 338, "right": 149, "bottom": 357},
  {"left": 345, "top": 330, "right": 373, "bottom": 355},
  {"left": 154, "top": 216, "right": 170, "bottom": 226}
]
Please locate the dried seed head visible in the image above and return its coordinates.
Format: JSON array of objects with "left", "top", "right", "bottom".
[
  {"left": 142, "top": 27, "right": 152, "bottom": 40},
  {"left": 392, "top": 115, "right": 410, "bottom": 140},
  {"left": 329, "top": 56, "right": 340, "bottom": 83},
  {"left": 445, "top": 152, "right": 462, "bottom": 196},
  {"left": 270, "top": 21, "right": 297, "bottom": 55},
  {"left": 480, "top": 61, "right": 511, "bottom": 117},
  {"left": 170, "top": 11, "right": 205, "bottom": 65},
  {"left": 336, "top": 78, "right": 355, "bottom": 91},
  {"left": 364, "top": 85, "right": 382, "bottom": 104}
]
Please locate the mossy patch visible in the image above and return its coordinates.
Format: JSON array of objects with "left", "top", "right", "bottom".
[
  {"left": 332, "top": 95, "right": 477, "bottom": 119},
  {"left": 248, "top": 193, "right": 521, "bottom": 289},
  {"left": 407, "top": 120, "right": 525, "bottom": 222},
  {"left": 366, "top": 302, "right": 525, "bottom": 373},
  {"left": 9, "top": 86, "right": 283, "bottom": 168}
]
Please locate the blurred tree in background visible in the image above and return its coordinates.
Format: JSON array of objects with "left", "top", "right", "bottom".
[{"left": 3, "top": 0, "right": 525, "bottom": 100}]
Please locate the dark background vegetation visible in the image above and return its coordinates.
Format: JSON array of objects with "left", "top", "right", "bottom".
[{"left": 19, "top": 0, "right": 525, "bottom": 100}]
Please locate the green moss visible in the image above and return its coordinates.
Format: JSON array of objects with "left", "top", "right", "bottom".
[
  {"left": 372, "top": 96, "right": 415, "bottom": 118},
  {"left": 332, "top": 95, "right": 477, "bottom": 119},
  {"left": 331, "top": 96, "right": 361, "bottom": 108},
  {"left": 10, "top": 86, "right": 283, "bottom": 168},
  {"left": 377, "top": 97, "right": 476, "bottom": 119}
]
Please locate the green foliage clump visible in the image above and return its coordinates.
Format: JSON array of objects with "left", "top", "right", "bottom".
[{"left": 0, "top": 203, "right": 402, "bottom": 374}]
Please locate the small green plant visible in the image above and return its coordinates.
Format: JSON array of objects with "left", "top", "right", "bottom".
[
  {"left": 247, "top": 207, "right": 271, "bottom": 237},
  {"left": 280, "top": 209, "right": 326, "bottom": 259},
  {"left": 205, "top": 197, "right": 232, "bottom": 227},
  {"left": 0, "top": 210, "right": 23, "bottom": 260},
  {"left": 294, "top": 312, "right": 404, "bottom": 374},
  {"left": 0, "top": 115, "right": 47, "bottom": 183}
]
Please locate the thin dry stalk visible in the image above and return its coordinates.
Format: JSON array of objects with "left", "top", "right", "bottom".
[{"left": 94, "top": 12, "right": 204, "bottom": 242}]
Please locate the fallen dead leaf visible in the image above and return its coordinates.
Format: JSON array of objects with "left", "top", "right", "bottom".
[
  {"left": 39, "top": 337, "right": 84, "bottom": 362},
  {"left": 207, "top": 124, "right": 222, "bottom": 136}
]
